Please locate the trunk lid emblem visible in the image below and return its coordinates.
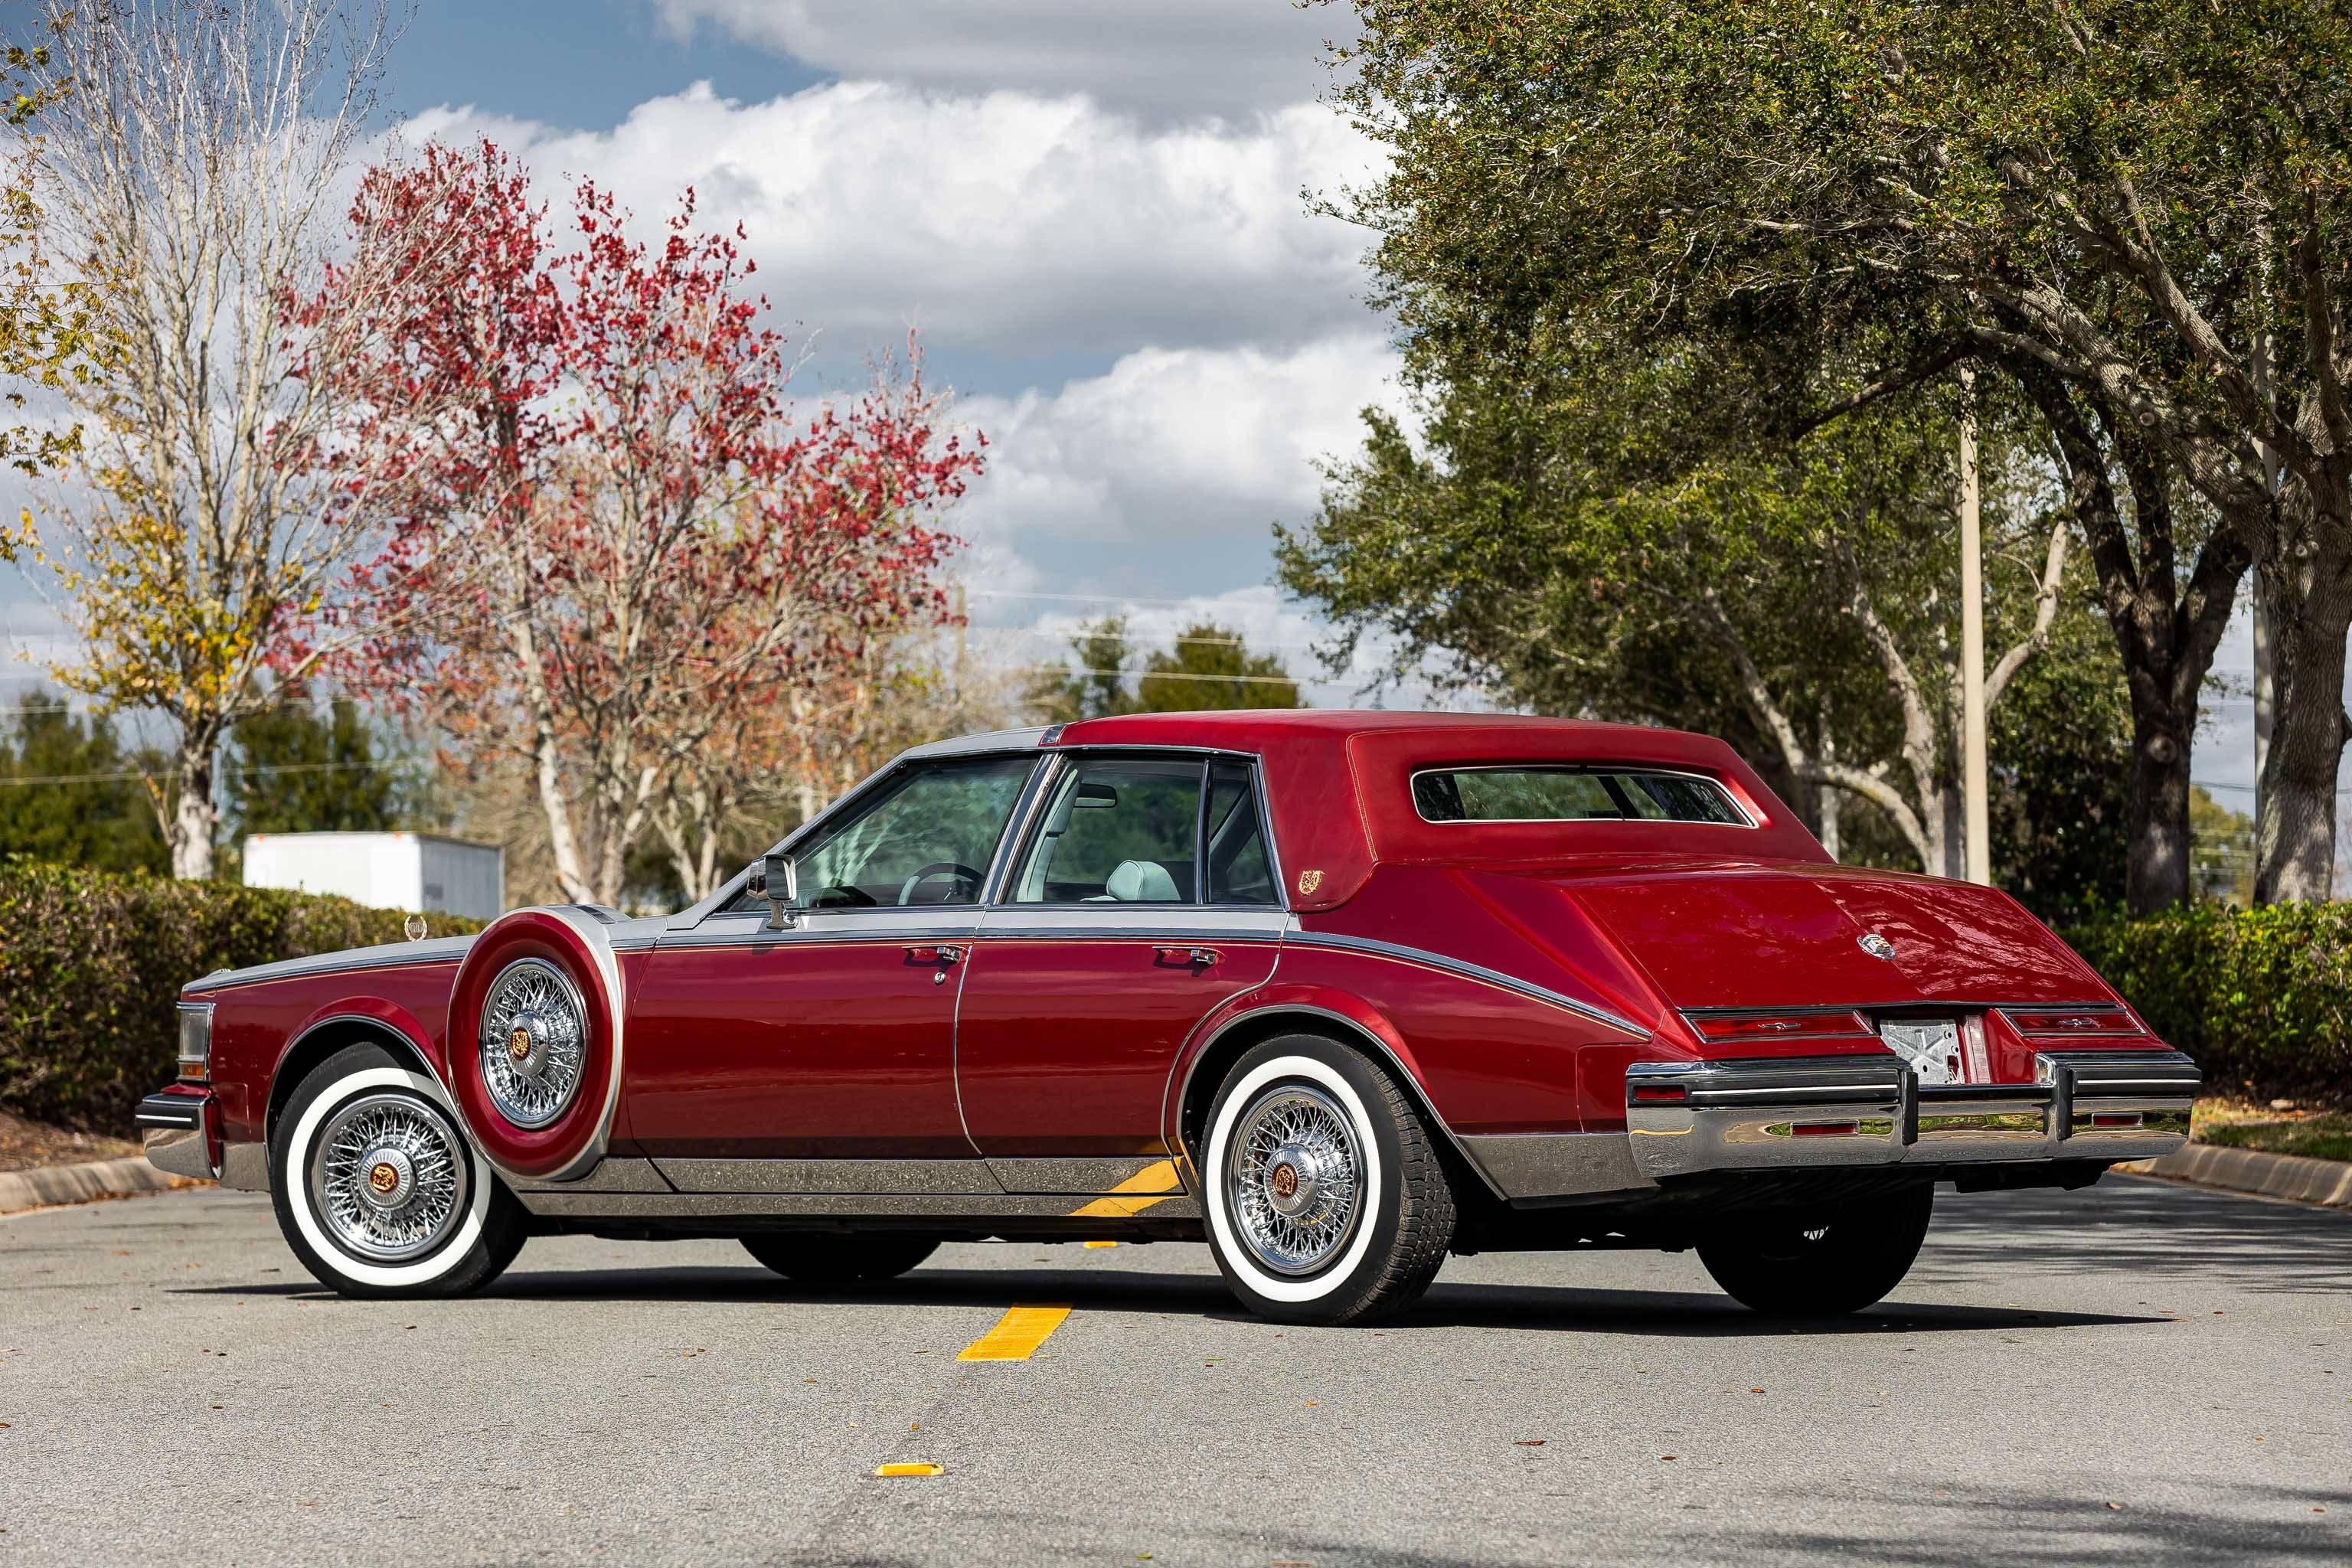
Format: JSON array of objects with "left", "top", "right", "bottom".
[{"left": 1858, "top": 933, "right": 1897, "bottom": 960}]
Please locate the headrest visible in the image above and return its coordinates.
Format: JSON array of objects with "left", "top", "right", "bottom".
[{"left": 1105, "top": 859, "right": 1181, "bottom": 903}]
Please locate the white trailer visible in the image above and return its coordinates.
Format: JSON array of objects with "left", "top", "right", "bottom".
[{"left": 241, "top": 831, "right": 506, "bottom": 921}]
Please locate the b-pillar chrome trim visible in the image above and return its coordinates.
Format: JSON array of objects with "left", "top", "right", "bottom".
[{"left": 1622, "top": 1049, "right": 2200, "bottom": 1179}]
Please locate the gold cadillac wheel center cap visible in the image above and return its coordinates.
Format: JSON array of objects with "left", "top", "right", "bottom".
[
  {"left": 1270, "top": 1162, "right": 1300, "bottom": 1200},
  {"left": 354, "top": 1144, "right": 416, "bottom": 1211},
  {"left": 508, "top": 1026, "right": 533, "bottom": 1065}
]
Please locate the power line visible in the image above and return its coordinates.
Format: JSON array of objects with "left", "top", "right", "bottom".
[{"left": 0, "top": 758, "right": 397, "bottom": 789}]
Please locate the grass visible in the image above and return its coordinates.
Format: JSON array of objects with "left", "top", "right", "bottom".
[{"left": 2195, "top": 1111, "right": 2352, "bottom": 1164}]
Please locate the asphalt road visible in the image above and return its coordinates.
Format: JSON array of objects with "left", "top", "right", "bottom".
[{"left": 2, "top": 1175, "right": 2346, "bottom": 1567}]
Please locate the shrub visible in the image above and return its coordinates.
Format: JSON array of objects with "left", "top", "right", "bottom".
[
  {"left": 2068, "top": 901, "right": 2352, "bottom": 1102},
  {"left": 0, "top": 858, "right": 482, "bottom": 1131}
]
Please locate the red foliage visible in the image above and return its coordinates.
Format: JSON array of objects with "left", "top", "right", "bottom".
[{"left": 297, "top": 139, "right": 984, "bottom": 901}]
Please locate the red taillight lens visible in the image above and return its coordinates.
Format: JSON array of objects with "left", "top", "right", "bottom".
[
  {"left": 1632, "top": 1085, "right": 1687, "bottom": 1103},
  {"left": 2002, "top": 1008, "right": 2141, "bottom": 1038},
  {"left": 1687, "top": 1010, "right": 1875, "bottom": 1044},
  {"left": 1790, "top": 1120, "right": 1860, "bottom": 1137}
]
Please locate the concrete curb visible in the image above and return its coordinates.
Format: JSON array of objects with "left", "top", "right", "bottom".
[
  {"left": 2118, "top": 1142, "right": 2352, "bottom": 1210},
  {"left": 0, "top": 1154, "right": 204, "bottom": 1216}
]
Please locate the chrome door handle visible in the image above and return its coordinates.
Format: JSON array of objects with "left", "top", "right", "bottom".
[
  {"left": 1155, "top": 946, "right": 1221, "bottom": 968},
  {"left": 906, "top": 945, "right": 964, "bottom": 965}
]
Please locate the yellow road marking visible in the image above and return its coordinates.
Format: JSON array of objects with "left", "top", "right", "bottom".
[
  {"left": 957, "top": 1304, "right": 1073, "bottom": 1361},
  {"left": 1068, "top": 1158, "right": 1183, "bottom": 1219},
  {"left": 1083, "top": 1240, "right": 1118, "bottom": 1249},
  {"left": 874, "top": 1462, "right": 943, "bottom": 1477}
]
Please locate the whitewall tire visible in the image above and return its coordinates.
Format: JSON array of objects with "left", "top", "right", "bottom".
[
  {"left": 1200, "top": 1034, "right": 1455, "bottom": 1326},
  {"left": 271, "top": 1042, "right": 529, "bottom": 1298}
]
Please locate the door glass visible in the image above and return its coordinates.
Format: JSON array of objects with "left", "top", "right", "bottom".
[
  {"left": 767, "top": 756, "right": 1034, "bottom": 909},
  {"left": 1011, "top": 757, "right": 1203, "bottom": 904},
  {"left": 1205, "top": 761, "right": 1277, "bottom": 905}
]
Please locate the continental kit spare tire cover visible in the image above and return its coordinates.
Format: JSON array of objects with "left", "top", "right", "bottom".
[{"left": 446, "top": 908, "right": 625, "bottom": 1181}]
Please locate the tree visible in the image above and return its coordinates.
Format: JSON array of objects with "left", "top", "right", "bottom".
[
  {"left": 0, "top": 15, "right": 113, "bottom": 477},
  {"left": 312, "top": 142, "right": 983, "bottom": 908},
  {"left": 224, "top": 686, "right": 415, "bottom": 840},
  {"left": 1029, "top": 618, "right": 1303, "bottom": 722},
  {"left": 2, "top": 0, "right": 433, "bottom": 879},
  {"left": 1334, "top": 0, "right": 2351, "bottom": 908},
  {"left": 1282, "top": 353, "right": 2066, "bottom": 877},
  {"left": 0, "top": 688, "right": 165, "bottom": 874}
]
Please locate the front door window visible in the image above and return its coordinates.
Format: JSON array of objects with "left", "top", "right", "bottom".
[{"left": 785, "top": 755, "right": 1036, "bottom": 909}]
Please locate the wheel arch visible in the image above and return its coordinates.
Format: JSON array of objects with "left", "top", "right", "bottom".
[
  {"left": 1169, "top": 1001, "right": 1506, "bottom": 1203},
  {"left": 266, "top": 1009, "right": 449, "bottom": 1146}
]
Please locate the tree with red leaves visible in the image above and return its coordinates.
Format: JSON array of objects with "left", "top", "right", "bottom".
[{"left": 303, "top": 140, "right": 982, "bottom": 905}]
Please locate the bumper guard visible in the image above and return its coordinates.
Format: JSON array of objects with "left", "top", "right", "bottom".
[
  {"left": 134, "top": 1087, "right": 219, "bottom": 1181},
  {"left": 1625, "top": 1050, "right": 2199, "bottom": 1180}
]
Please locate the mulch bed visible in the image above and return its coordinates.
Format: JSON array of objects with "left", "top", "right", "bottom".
[{"left": 0, "top": 1108, "right": 140, "bottom": 1174}]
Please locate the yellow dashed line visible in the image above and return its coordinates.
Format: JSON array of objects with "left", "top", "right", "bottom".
[
  {"left": 1083, "top": 1240, "right": 1119, "bottom": 1249},
  {"left": 958, "top": 1304, "right": 1073, "bottom": 1361},
  {"left": 874, "top": 1462, "right": 944, "bottom": 1477}
]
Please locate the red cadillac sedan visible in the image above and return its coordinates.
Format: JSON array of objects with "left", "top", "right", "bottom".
[{"left": 136, "top": 711, "right": 2197, "bottom": 1325}]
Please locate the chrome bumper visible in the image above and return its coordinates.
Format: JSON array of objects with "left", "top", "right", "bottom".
[
  {"left": 1625, "top": 1050, "right": 2199, "bottom": 1180},
  {"left": 134, "top": 1089, "right": 217, "bottom": 1181}
]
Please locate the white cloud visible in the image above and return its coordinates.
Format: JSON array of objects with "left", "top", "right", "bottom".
[
  {"left": 648, "top": 0, "right": 1349, "bottom": 121},
  {"left": 400, "top": 80, "right": 1378, "bottom": 358},
  {"left": 949, "top": 329, "right": 1399, "bottom": 557}
]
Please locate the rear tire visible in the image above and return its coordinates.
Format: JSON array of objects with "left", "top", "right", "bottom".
[
  {"left": 1199, "top": 1034, "right": 1455, "bottom": 1326},
  {"left": 271, "top": 1042, "right": 528, "bottom": 1299},
  {"left": 1697, "top": 1184, "right": 1934, "bottom": 1316},
  {"left": 740, "top": 1233, "right": 939, "bottom": 1284}
]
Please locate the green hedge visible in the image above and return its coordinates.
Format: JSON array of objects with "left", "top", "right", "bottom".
[
  {"left": 2068, "top": 901, "right": 2352, "bottom": 1101},
  {"left": 0, "top": 858, "right": 482, "bottom": 1131}
]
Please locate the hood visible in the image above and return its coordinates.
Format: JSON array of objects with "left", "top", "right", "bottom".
[{"left": 1530, "top": 861, "right": 2111, "bottom": 1011}]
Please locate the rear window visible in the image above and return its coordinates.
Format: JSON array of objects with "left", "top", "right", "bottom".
[{"left": 1411, "top": 766, "right": 1750, "bottom": 826}]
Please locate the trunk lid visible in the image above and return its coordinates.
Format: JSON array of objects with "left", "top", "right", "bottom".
[{"left": 1534, "top": 861, "right": 2111, "bottom": 1011}]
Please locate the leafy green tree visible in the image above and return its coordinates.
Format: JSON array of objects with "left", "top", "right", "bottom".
[
  {"left": 1029, "top": 619, "right": 1303, "bottom": 721},
  {"left": 224, "top": 688, "right": 417, "bottom": 840},
  {"left": 0, "top": 689, "right": 165, "bottom": 874},
  {"left": 1282, "top": 346, "right": 2073, "bottom": 877},
  {"left": 1332, "top": 0, "right": 2352, "bottom": 909}
]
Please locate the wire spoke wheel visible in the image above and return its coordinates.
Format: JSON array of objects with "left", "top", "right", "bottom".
[
  {"left": 308, "top": 1091, "right": 470, "bottom": 1264},
  {"left": 479, "top": 958, "right": 588, "bottom": 1129},
  {"left": 1224, "top": 1083, "right": 1366, "bottom": 1276}
]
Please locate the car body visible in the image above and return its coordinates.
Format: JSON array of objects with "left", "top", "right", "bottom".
[{"left": 139, "top": 710, "right": 2198, "bottom": 1322}]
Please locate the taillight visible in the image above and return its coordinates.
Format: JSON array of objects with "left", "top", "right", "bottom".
[
  {"left": 1686, "top": 1010, "right": 1876, "bottom": 1044},
  {"left": 2001, "top": 1008, "right": 2142, "bottom": 1038}
]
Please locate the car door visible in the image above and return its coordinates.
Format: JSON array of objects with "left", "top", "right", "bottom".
[
  {"left": 954, "top": 753, "right": 1286, "bottom": 1193},
  {"left": 622, "top": 753, "right": 1040, "bottom": 1190}
]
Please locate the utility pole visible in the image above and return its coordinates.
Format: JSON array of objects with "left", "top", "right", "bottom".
[{"left": 1959, "top": 372, "right": 1991, "bottom": 885}]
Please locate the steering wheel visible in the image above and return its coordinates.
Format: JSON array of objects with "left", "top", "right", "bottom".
[{"left": 897, "top": 861, "right": 985, "bottom": 906}]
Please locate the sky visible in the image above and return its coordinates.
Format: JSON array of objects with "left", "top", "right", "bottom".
[{"left": 0, "top": 0, "right": 2301, "bottom": 833}]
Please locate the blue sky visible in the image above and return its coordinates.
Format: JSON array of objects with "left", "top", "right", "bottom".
[{"left": 0, "top": 0, "right": 2292, "bottom": 825}]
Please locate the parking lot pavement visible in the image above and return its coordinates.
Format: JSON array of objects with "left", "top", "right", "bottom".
[{"left": 2, "top": 1176, "right": 2344, "bottom": 1567}]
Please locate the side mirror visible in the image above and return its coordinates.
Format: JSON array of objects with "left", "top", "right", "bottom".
[{"left": 762, "top": 852, "right": 800, "bottom": 929}]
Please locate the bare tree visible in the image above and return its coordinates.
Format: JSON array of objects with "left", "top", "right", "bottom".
[{"left": 7, "top": 0, "right": 415, "bottom": 877}]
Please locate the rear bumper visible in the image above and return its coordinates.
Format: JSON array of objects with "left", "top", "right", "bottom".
[
  {"left": 1624, "top": 1050, "right": 2199, "bottom": 1180},
  {"left": 135, "top": 1087, "right": 218, "bottom": 1181}
]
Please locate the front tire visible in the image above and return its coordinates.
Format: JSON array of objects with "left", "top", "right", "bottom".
[
  {"left": 1199, "top": 1034, "right": 1455, "bottom": 1326},
  {"left": 271, "top": 1043, "right": 528, "bottom": 1299},
  {"left": 740, "top": 1233, "right": 939, "bottom": 1284},
  {"left": 1697, "top": 1184, "right": 1934, "bottom": 1316}
]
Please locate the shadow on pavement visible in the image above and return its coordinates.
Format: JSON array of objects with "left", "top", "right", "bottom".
[
  {"left": 1921, "top": 1179, "right": 2351, "bottom": 1297},
  {"left": 174, "top": 1260, "right": 2167, "bottom": 1337}
]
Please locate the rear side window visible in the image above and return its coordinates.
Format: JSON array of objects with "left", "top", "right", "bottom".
[{"left": 1412, "top": 766, "right": 1750, "bottom": 826}]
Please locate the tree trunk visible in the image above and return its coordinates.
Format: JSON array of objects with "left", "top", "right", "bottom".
[
  {"left": 2124, "top": 706, "right": 2192, "bottom": 914},
  {"left": 2253, "top": 554, "right": 2352, "bottom": 903},
  {"left": 168, "top": 746, "right": 218, "bottom": 880}
]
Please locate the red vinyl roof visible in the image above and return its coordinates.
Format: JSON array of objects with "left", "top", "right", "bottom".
[{"left": 1044, "top": 710, "right": 1828, "bottom": 910}]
